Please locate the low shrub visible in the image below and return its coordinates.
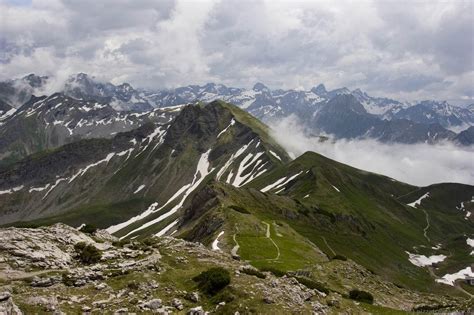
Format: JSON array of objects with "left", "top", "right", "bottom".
[
  {"left": 193, "top": 267, "right": 231, "bottom": 295},
  {"left": 62, "top": 273, "right": 74, "bottom": 287},
  {"left": 128, "top": 281, "right": 139, "bottom": 290},
  {"left": 294, "top": 276, "right": 330, "bottom": 294},
  {"left": 74, "top": 242, "right": 102, "bottom": 264},
  {"left": 349, "top": 289, "right": 374, "bottom": 304},
  {"left": 241, "top": 267, "right": 266, "bottom": 279},
  {"left": 79, "top": 224, "right": 97, "bottom": 234},
  {"left": 332, "top": 254, "right": 347, "bottom": 261}
]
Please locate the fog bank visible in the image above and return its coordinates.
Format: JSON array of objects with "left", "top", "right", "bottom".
[{"left": 269, "top": 116, "right": 474, "bottom": 186}]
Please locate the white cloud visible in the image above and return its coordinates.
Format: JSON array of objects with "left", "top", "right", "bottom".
[
  {"left": 0, "top": 0, "right": 472, "bottom": 103},
  {"left": 270, "top": 115, "right": 474, "bottom": 186}
]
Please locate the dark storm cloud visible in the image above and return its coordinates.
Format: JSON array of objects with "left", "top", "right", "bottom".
[{"left": 0, "top": 0, "right": 472, "bottom": 102}]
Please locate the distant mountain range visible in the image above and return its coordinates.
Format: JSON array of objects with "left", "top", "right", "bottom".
[{"left": 1, "top": 73, "right": 473, "bottom": 146}]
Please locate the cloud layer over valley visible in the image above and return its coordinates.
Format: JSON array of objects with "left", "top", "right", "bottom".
[{"left": 270, "top": 116, "right": 474, "bottom": 186}]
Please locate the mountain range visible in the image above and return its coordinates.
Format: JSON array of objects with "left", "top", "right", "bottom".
[
  {"left": 1, "top": 73, "right": 473, "bottom": 146},
  {"left": 0, "top": 97, "right": 473, "bottom": 312}
]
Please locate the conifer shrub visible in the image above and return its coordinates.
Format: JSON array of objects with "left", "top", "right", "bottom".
[
  {"left": 74, "top": 242, "right": 102, "bottom": 264},
  {"left": 193, "top": 267, "right": 231, "bottom": 295},
  {"left": 349, "top": 289, "right": 374, "bottom": 304}
]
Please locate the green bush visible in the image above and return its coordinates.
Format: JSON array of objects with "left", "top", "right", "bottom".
[
  {"left": 128, "top": 281, "right": 139, "bottom": 290},
  {"left": 259, "top": 266, "right": 286, "bottom": 277},
  {"left": 349, "top": 289, "right": 374, "bottom": 304},
  {"left": 241, "top": 267, "right": 266, "bottom": 279},
  {"left": 294, "top": 276, "right": 330, "bottom": 294},
  {"left": 74, "top": 242, "right": 102, "bottom": 264},
  {"left": 79, "top": 224, "right": 97, "bottom": 234},
  {"left": 62, "top": 273, "right": 75, "bottom": 287},
  {"left": 193, "top": 267, "right": 231, "bottom": 295}
]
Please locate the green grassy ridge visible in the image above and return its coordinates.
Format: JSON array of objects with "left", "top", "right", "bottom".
[
  {"left": 235, "top": 151, "right": 472, "bottom": 293},
  {"left": 173, "top": 181, "right": 464, "bottom": 298},
  {"left": 177, "top": 183, "right": 328, "bottom": 271}
]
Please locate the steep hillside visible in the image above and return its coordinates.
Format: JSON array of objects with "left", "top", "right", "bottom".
[
  {"left": 0, "top": 99, "right": 15, "bottom": 123},
  {"left": 0, "top": 101, "right": 289, "bottom": 231},
  {"left": 455, "top": 126, "right": 474, "bottom": 145},
  {"left": 0, "top": 93, "right": 177, "bottom": 166}
]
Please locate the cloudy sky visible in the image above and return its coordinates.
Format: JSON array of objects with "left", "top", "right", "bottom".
[{"left": 1, "top": 0, "right": 473, "bottom": 104}]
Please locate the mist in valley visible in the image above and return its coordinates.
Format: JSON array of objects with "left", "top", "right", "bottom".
[{"left": 269, "top": 115, "right": 474, "bottom": 186}]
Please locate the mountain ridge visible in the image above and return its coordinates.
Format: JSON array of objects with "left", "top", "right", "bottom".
[{"left": 1, "top": 73, "right": 473, "bottom": 145}]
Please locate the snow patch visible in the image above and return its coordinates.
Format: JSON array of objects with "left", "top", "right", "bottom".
[
  {"left": 232, "top": 152, "right": 264, "bottom": 187},
  {"left": 468, "top": 238, "right": 474, "bottom": 255},
  {"left": 407, "top": 192, "right": 430, "bottom": 208},
  {"left": 216, "top": 139, "right": 253, "bottom": 182},
  {"left": 0, "top": 185, "right": 24, "bottom": 195},
  {"left": 119, "top": 149, "right": 215, "bottom": 239},
  {"left": 406, "top": 251, "right": 446, "bottom": 267},
  {"left": 106, "top": 202, "right": 159, "bottom": 234},
  {"left": 155, "top": 219, "right": 179, "bottom": 237},
  {"left": 29, "top": 184, "right": 50, "bottom": 193},
  {"left": 217, "top": 119, "right": 235, "bottom": 138},
  {"left": 212, "top": 231, "right": 225, "bottom": 251},
  {"left": 269, "top": 150, "right": 282, "bottom": 161},
  {"left": 261, "top": 171, "right": 303, "bottom": 193},
  {"left": 68, "top": 153, "right": 115, "bottom": 183},
  {"left": 133, "top": 185, "right": 146, "bottom": 194},
  {"left": 436, "top": 267, "right": 474, "bottom": 286}
]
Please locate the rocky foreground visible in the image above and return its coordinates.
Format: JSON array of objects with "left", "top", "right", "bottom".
[{"left": 0, "top": 224, "right": 471, "bottom": 314}]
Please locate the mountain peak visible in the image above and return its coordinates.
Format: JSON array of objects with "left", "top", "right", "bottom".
[
  {"left": 351, "top": 88, "right": 370, "bottom": 101},
  {"left": 327, "top": 93, "right": 367, "bottom": 114},
  {"left": 21, "top": 74, "right": 48, "bottom": 88},
  {"left": 253, "top": 82, "right": 269, "bottom": 92},
  {"left": 74, "top": 72, "right": 90, "bottom": 80},
  {"left": 311, "top": 83, "right": 327, "bottom": 95}
]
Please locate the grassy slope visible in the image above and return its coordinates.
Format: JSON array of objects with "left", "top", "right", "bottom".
[{"left": 243, "top": 151, "right": 472, "bottom": 294}]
